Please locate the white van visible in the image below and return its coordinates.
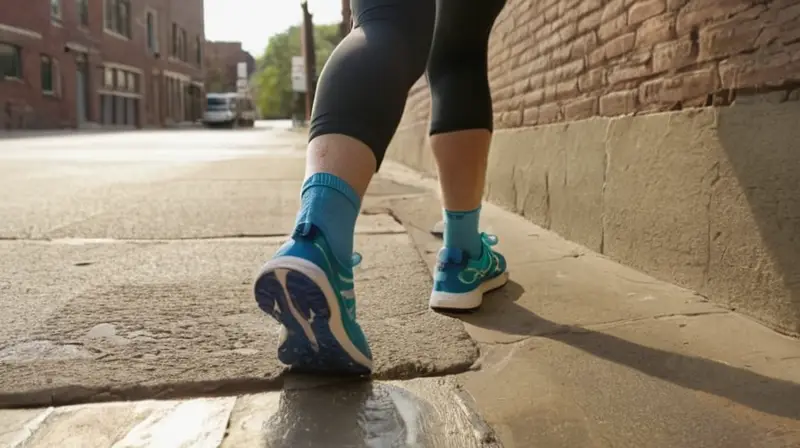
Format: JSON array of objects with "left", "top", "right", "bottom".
[{"left": 203, "top": 92, "right": 257, "bottom": 128}]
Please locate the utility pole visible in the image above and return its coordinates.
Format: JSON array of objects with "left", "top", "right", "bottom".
[
  {"left": 300, "top": 0, "right": 317, "bottom": 121},
  {"left": 340, "top": 0, "right": 352, "bottom": 38}
]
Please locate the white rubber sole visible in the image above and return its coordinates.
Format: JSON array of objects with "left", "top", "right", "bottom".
[
  {"left": 257, "top": 255, "right": 373, "bottom": 370},
  {"left": 429, "top": 271, "right": 510, "bottom": 310}
]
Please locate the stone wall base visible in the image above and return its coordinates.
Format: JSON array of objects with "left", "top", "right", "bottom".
[{"left": 387, "top": 98, "right": 800, "bottom": 336}]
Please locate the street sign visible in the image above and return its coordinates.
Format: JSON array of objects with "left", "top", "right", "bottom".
[
  {"left": 236, "top": 79, "right": 248, "bottom": 91},
  {"left": 291, "top": 56, "right": 306, "bottom": 93},
  {"left": 236, "top": 62, "right": 247, "bottom": 79}
]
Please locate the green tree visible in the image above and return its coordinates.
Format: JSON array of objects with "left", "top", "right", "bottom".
[{"left": 253, "top": 23, "right": 342, "bottom": 119}]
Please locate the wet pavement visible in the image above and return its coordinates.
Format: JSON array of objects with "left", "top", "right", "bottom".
[{"left": 1, "top": 379, "right": 496, "bottom": 448}]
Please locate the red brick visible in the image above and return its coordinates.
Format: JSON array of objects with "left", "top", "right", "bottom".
[
  {"left": 629, "top": 0, "right": 667, "bottom": 25},
  {"left": 570, "top": 32, "right": 599, "bottom": 58},
  {"left": 641, "top": 67, "right": 718, "bottom": 104},
  {"left": 578, "top": 68, "right": 606, "bottom": 92},
  {"left": 546, "top": 59, "right": 585, "bottom": 84},
  {"left": 605, "top": 32, "right": 637, "bottom": 59},
  {"left": 666, "top": 0, "right": 689, "bottom": 12},
  {"left": 575, "top": 0, "right": 604, "bottom": 17},
  {"left": 636, "top": 13, "right": 676, "bottom": 48},
  {"left": 578, "top": 10, "right": 603, "bottom": 34},
  {"left": 638, "top": 78, "right": 664, "bottom": 105},
  {"left": 555, "top": 79, "right": 580, "bottom": 100},
  {"left": 608, "top": 63, "right": 652, "bottom": 85},
  {"left": 550, "top": 45, "right": 572, "bottom": 65},
  {"left": 523, "top": 107, "right": 540, "bottom": 126},
  {"left": 663, "top": 67, "right": 719, "bottom": 102},
  {"left": 523, "top": 88, "right": 545, "bottom": 107},
  {"left": 601, "top": 0, "right": 626, "bottom": 22},
  {"left": 563, "top": 96, "right": 598, "bottom": 120},
  {"left": 598, "top": 13, "right": 629, "bottom": 42},
  {"left": 497, "top": 111, "right": 522, "bottom": 128},
  {"left": 719, "top": 51, "right": 800, "bottom": 88},
  {"left": 675, "top": 1, "right": 750, "bottom": 35},
  {"left": 652, "top": 39, "right": 695, "bottom": 73},
  {"left": 544, "top": 3, "right": 560, "bottom": 22},
  {"left": 538, "top": 103, "right": 563, "bottom": 124},
  {"left": 698, "top": 18, "right": 763, "bottom": 62},
  {"left": 779, "top": 17, "right": 800, "bottom": 45},
  {"left": 599, "top": 90, "right": 639, "bottom": 115}
]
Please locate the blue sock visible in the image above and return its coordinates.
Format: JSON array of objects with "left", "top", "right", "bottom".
[
  {"left": 295, "top": 173, "right": 360, "bottom": 264},
  {"left": 443, "top": 207, "right": 482, "bottom": 258}
]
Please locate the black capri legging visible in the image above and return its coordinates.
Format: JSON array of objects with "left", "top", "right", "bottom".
[{"left": 308, "top": 0, "right": 507, "bottom": 170}]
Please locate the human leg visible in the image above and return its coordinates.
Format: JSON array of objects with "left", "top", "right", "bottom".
[
  {"left": 426, "top": 0, "right": 509, "bottom": 310},
  {"left": 254, "top": 0, "right": 435, "bottom": 374}
]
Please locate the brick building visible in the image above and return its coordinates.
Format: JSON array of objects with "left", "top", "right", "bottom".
[
  {"left": 204, "top": 41, "right": 255, "bottom": 93},
  {"left": 388, "top": 0, "right": 800, "bottom": 335},
  {"left": 0, "top": 0, "right": 206, "bottom": 130}
]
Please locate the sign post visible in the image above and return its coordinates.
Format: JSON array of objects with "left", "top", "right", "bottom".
[{"left": 291, "top": 56, "right": 306, "bottom": 127}]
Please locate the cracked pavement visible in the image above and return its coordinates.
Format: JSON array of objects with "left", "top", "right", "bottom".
[{"left": 1, "top": 123, "right": 799, "bottom": 447}]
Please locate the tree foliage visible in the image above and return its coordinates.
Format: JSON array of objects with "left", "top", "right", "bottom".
[{"left": 253, "top": 23, "right": 342, "bottom": 119}]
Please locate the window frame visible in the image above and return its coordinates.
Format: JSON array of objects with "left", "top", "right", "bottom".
[
  {"left": 145, "top": 9, "right": 159, "bottom": 54},
  {"left": 51, "top": 0, "right": 62, "bottom": 21},
  {"left": 77, "top": 0, "right": 89, "bottom": 27},
  {"left": 104, "top": 0, "right": 131, "bottom": 39},
  {"left": 0, "top": 43, "right": 22, "bottom": 80},
  {"left": 41, "top": 54, "right": 54, "bottom": 94},
  {"left": 180, "top": 28, "right": 187, "bottom": 61},
  {"left": 171, "top": 23, "right": 178, "bottom": 57},
  {"left": 195, "top": 36, "right": 202, "bottom": 66}
]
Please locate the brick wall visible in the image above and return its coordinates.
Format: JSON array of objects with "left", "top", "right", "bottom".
[
  {"left": 400, "top": 0, "right": 800, "bottom": 130},
  {"left": 204, "top": 41, "right": 256, "bottom": 93},
  {"left": 0, "top": 0, "right": 204, "bottom": 129}
]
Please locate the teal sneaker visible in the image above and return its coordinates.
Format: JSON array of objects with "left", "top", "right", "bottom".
[
  {"left": 429, "top": 233, "right": 509, "bottom": 310},
  {"left": 253, "top": 222, "right": 372, "bottom": 374}
]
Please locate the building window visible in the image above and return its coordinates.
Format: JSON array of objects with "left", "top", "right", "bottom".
[
  {"left": 116, "top": 69, "right": 126, "bottom": 89},
  {"left": 181, "top": 29, "right": 187, "bottom": 61},
  {"left": 0, "top": 43, "right": 22, "bottom": 80},
  {"left": 41, "top": 55, "right": 54, "bottom": 93},
  {"left": 171, "top": 23, "right": 177, "bottom": 57},
  {"left": 127, "top": 72, "right": 136, "bottom": 92},
  {"left": 51, "top": 0, "right": 62, "bottom": 20},
  {"left": 77, "top": 0, "right": 89, "bottom": 26},
  {"left": 104, "top": 67, "right": 114, "bottom": 88},
  {"left": 195, "top": 37, "right": 202, "bottom": 66},
  {"left": 105, "top": 0, "right": 131, "bottom": 38},
  {"left": 146, "top": 11, "right": 158, "bottom": 53}
]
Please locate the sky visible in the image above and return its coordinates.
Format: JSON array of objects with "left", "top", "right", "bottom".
[{"left": 204, "top": 0, "right": 343, "bottom": 57}]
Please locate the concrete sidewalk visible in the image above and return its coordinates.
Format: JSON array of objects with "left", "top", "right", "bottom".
[
  {"left": 378, "top": 163, "right": 800, "bottom": 448},
  {"left": 0, "top": 130, "right": 798, "bottom": 447}
]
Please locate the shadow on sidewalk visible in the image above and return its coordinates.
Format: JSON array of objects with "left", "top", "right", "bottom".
[{"left": 455, "top": 280, "right": 800, "bottom": 420}]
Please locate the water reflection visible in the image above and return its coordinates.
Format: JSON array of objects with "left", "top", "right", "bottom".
[{"left": 264, "top": 380, "right": 432, "bottom": 448}]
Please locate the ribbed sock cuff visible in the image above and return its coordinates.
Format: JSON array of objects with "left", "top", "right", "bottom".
[{"left": 301, "top": 172, "right": 361, "bottom": 210}]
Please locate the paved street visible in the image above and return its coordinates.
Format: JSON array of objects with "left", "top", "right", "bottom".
[{"left": 0, "top": 123, "right": 799, "bottom": 447}]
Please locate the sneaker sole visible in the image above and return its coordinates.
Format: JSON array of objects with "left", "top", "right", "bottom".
[
  {"left": 254, "top": 256, "right": 372, "bottom": 375},
  {"left": 429, "top": 271, "right": 510, "bottom": 311}
]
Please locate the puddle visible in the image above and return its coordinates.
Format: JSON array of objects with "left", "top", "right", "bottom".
[{"left": 234, "top": 379, "right": 495, "bottom": 448}]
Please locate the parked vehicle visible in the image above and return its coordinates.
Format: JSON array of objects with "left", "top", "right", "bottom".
[{"left": 203, "top": 92, "right": 257, "bottom": 128}]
